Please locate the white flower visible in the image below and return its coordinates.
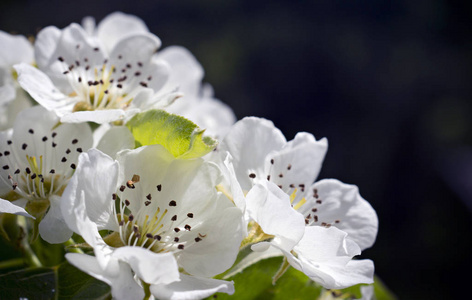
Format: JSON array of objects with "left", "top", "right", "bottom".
[
  {"left": 0, "top": 30, "right": 33, "bottom": 130},
  {"left": 0, "top": 198, "right": 33, "bottom": 218},
  {"left": 219, "top": 117, "right": 377, "bottom": 288},
  {"left": 157, "top": 46, "right": 236, "bottom": 139},
  {"left": 15, "top": 21, "right": 173, "bottom": 124},
  {"left": 61, "top": 146, "right": 243, "bottom": 299},
  {"left": 80, "top": 12, "right": 151, "bottom": 55},
  {"left": 0, "top": 106, "right": 93, "bottom": 242}
]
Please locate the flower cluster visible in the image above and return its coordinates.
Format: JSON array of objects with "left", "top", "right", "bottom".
[{"left": 0, "top": 12, "right": 378, "bottom": 300}]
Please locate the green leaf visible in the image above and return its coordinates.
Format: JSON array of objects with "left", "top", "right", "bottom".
[
  {"left": 212, "top": 257, "right": 323, "bottom": 300},
  {"left": 210, "top": 257, "right": 397, "bottom": 300},
  {"left": 126, "top": 109, "right": 217, "bottom": 159},
  {"left": 0, "top": 262, "right": 111, "bottom": 300},
  {"left": 56, "top": 262, "right": 111, "bottom": 300},
  {"left": 373, "top": 275, "right": 397, "bottom": 300},
  {"left": 0, "top": 267, "right": 56, "bottom": 299}
]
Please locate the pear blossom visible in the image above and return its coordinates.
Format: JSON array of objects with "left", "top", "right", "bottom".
[
  {"left": 80, "top": 11, "right": 152, "bottom": 55},
  {"left": 219, "top": 117, "right": 377, "bottom": 288},
  {"left": 61, "top": 146, "right": 243, "bottom": 299},
  {"left": 15, "top": 21, "right": 174, "bottom": 124},
  {"left": 0, "top": 30, "right": 33, "bottom": 130},
  {"left": 157, "top": 46, "right": 236, "bottom": 139},
  {"left": 0, "top": 106, "right": 93, "bottom": 242}
]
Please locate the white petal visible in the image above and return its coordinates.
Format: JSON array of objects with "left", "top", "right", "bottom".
[
  {"left": 177, "top": 204, "right": 243, "bottom": 277},
  {"left": 60, "top": 109, "right": 126, "bottom": 124},
  {"left": 62, "top": 149, "right": 119, "bottom": 231},
  {"left": 169, "top": 95, "right": 236, "bottom": 139},
  {"left": 0, "top": 198, "right": 34, "bottom": 218},
  {"left": 150, "top": 274, "right": 234, "bottom": 300},
  {"left": 66, "top": 253, "right": 144, "bottom": 300},
  {"left": 0, "top": 88, "right": 32, "bottom": 131},
  {"left": 0, "top": 83, "right": 15, "bottom": 104},
  {"left": 222, "top": 153, "right": 246, "bottom": 214},
  {"left": 97, "top": 12, "right": 151, "bottom": 53},
  {"left": 156, "top": 46, "right": 204, "bottom": 96},
  {"left": 109, "top": 34, "right": 161, "bottom": 74},
  {"left": 220, "top": 117, "right": 286, "bottom": 191},
  {"left": 268, "top": 132, "right": 327, "bottom": 192},
  {"left": 0, "top": 31, "right": 33, "bottom": 67},
  {"left": 34, "top": 26, "right": 61, "bottom": 71},
  {"left": 81, "top": 16, "right": 96, "bottom": 36},
  {"left": 246, "top": 181, "right": 305, "bottom": 252},
  {"left": 251, "top": 241, "right": 271, "bottom": 252},
  {"left": 112, "top": 246, "right": 179, "bottom": 285},
  {"left": 287, "top": 226, "right": 374, "bottom": 289},
  {"left": 303, "top": 179, "right": 378, "bottom": 250},
  {"left": 96, "top": 126, "right": 135, "bottom": 158},
  {"left": 65, "top": 189, "right": 117, "bottom": 272},
  {"left": 38, "top": 195, "right": 73, "bottom": 243},
  {"left": 14, "top": 63, "right": 75, "bottom": 116}
]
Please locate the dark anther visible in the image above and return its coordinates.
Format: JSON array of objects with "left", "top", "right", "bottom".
[
  {"left": 22, "top": 143, "right": 27, "bottom": 150},
  {"left": 249, "top": 173, "right": 256, "bottom": 178},
  {"left": 184, "top": 224, "right": 191, "bottom": 231},
  {"left": 174, "top": 237, "right": 180, "bottom": 242},
  {"left": 70, "top": 163, "right": 76, "bottom": 169},
  {"left": 171, "top": 215, "right": 177, "bottom": 221},
  {"left": 61, "top": 157, "right": 67, "bottom": 162},
  {"left": 119, "top": 185, "right": 126, "bottom": 192},
  {"left": 187, "top": 213, "right": 194, "bottom": 218},
  {"left": 157, "top": 184, "right": 162, "bottom": 191},
  {"left": 174, "top": 228, "right": 180, "bottom": 233},
  {"left": 126, "top": 180, "right": 135, "bottom": 189},
  {"left": 178, "top": 244, "right": 184, "bottom": 250},
  {"left": 169, "top": 200, "right": 177, "bottom": 206}
]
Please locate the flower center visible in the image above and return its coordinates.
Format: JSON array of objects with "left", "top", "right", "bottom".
[
  {"left": 110, "top": 174, "right": 207, "bottom": 253},
  {"left": 1, "top": 129, "right": 82, "bottom": 201},
  {"left": 56, "top": 47, "right": 154, "bottom": 112}
]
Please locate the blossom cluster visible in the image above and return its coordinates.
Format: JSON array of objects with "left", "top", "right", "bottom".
[{"left": 0, "top": 12, "right": 378, "bottom": 300}]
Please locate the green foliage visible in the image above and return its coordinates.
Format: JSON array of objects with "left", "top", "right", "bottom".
[
  {"left": 0, "top": 262, "right": 111, "bottom": 300},
  {"left": 0, "top": 267, "right": 56, "bottom": 299},
  {"left": 126, "top": 109, "right": 217, "bottom": 159},
  {"left": 212, "top": 257, "right": 323, "bottom": 300},
  {"left": 210, "top": 257, "right": 397, "bottom": 300},
  {"left": 56, "top": 262, "right": 111, "bottom": 299}
]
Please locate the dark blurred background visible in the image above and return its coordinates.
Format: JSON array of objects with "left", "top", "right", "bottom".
[{"left": 1, "top": 1, "right": 471, "bottom": 298}]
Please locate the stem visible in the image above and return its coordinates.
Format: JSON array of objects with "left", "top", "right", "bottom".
[
  {"left": 142, "top": 280, "right": 152, "bottom": 300},
  {"left": 272, "top": 256, "right": 291, "bottom": 285},
  {"left": 17, "top": 216, "right": 43, "bottom": 268},
  {"left": 64, "top": 238, "right": 84, "bottom": 254},
  {"left": 0, "top": 258, "right": 25, "bottom": 270}
]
